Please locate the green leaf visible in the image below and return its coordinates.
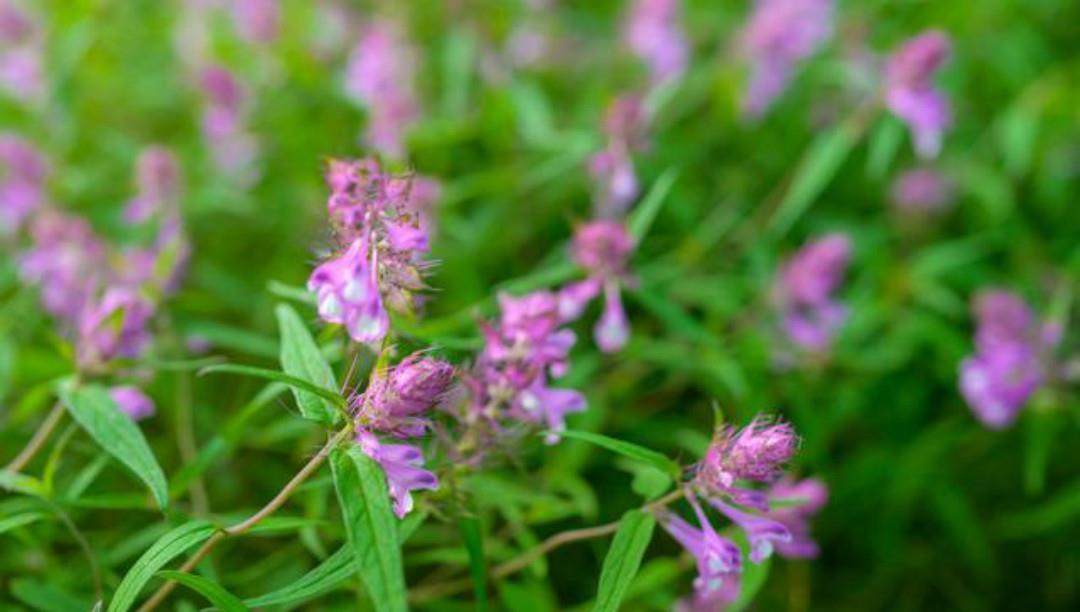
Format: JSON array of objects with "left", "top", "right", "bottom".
[
  {"left": 244, "top": 546, "right": 353, "bottom": 607},
  {"left": 592, "top": 510, "right": 656, "bottom": 612},
  {"left": 767, "top": 118, "right": 861, "bottom": 237},
  {"left": 10, "top": 578, "right": 90, "bottom": 612},
  {"left": 0, "top": 470, "right": 46, "bottom": 497},
  {"left": 58, "top": 382, "right": 169, "bottom": 509},
  {"left": 865, "top": 116, "right": 904, "bottom": 179},
  {"left": 553, "top": 430, "right": 681, "bottom": 478},
  {"left": 728, "top": 555, "right": 771, "bottom": 612},
  {"left": 0, "top": 511, "right": 45, "bottom": 535},
  {"left": 330, "top": 448, "right": 407, "bottom": 612},
  {"left": 156, "top": 571, "right": 248, "bottom": 612},
  {"left": 628, "top": 169, "right": 679, "bottom": 241},
  {"left": 199, "top": 364, "right": 346, "bottom": 409},
  {"left": 107, "top": 520, "right": 217, "bottom": 612},
  {"left": 276, "top": 303, "right": 339, "bottom": 423},
  {"left": 460, "top": 517, "right": 488, "bottom": 611}
]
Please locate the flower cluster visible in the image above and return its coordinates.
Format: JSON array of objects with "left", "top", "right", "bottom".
[
  {"left": 344, "top": 21, "right": 418, "bottom": 158},
  {"left": 623, "top": 0, "right": 688, "bottom": 88},
  {"left": 959, "top": 290, "right": 1060, "bottom": 430},
  {"left": 738, "top": 0, "right": 834, "bottom": 118},
  {"left": 199, "top": 64, "right": 259, "bottom": 185},
  {"left": 772, "top": 233, "right": 851, "bottom": 353},
  {"left": 883, "top": 30, "right": 952, "bottom": 159},
  {"left": 462, "top": 291, "right": 586, "bottom": 445},
  {"left": 0, "top": 0, "right": 44, "bottom": 104},
  {"left": 353, "top": 353, "right": 454, "bottom": 517},
  {"left": 889, "top": 167, "right": 954, "bottom": 215},
  {"left": 0, "top": 132, "right": 47, "bottom": 236},
  {"left": 308, "top": 158, "right": 435, "bottom": 345},
  {"left": 661, "top": 415, "right": 825, "bottom": 608},
  {"left": 588, "top": 95, "right": 649, "bottom": 217}
]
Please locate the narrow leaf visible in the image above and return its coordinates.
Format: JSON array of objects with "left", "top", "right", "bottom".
[
  {"left": 592, "top": 510, "right": 656, "bottom": 612},
  {"left": 0, "top": 512, "right": 45, "bottom": 535},
  {"left": 460, "top": 517, "right": 488, "bottom": 610},
  {"left": 330, "top": 448, "right": 407, "bottom": 612},
  {"left": 199, "top": 364, "right": 346, "bottom": 409},
  {"left": 276, "top": 303, "right": 338, "bottom": 423},
  {"left": 628, "top": 169, "right": 679, "bottom": 241},
  {"left": 58, "top": 382, "right": 169, "bottom": 509},
  {"left": 156, "top": 571, "right": 248, "bottom": 612},
  {"left": 554, "top": 430, "right": 681, "bottom": 478},
  {"left": 244, "top": 546, "right": 353, "bottom": 607},
  {"left": 108, "top": 520, "right": 217, "bottom": 612}
]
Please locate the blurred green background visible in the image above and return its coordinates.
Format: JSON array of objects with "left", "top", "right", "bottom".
[{"left": 2, "top": 0, "right": 1079, "bottom": 610}]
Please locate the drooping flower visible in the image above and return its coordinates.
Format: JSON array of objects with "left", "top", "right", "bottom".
[
  {"left": 199, "top": 64, "right": 259, "bottom": 185},
  {"left": 0, "top": 132, "right": 47, "bottom": 235},
  {"left": 738, "top": 0, "right": 833, "bottom": 117},
  {"left": 356, "top": 431, "right": 438, "bottom": 518},
  {"left": 764, "top": 477, "right": 827, "bottom": 558},
  {"left": 658, "top": 496, "right": 742, "bottom": 602},
  {"left": 623, "top": 0, "right": 688, "bottom": 87},
  {"left": 711, "top": 498, "right": 792, "bottom": 563},
  {"left": 344, "top": 21, "right": 419, "bottom": 158},
  {"left": 109, "top": 385, "right": 156, "bottom": 421},
  {"left": 772, "top": 233, "right": 851, "bottom": 352},
  {"left": 883, "top": 30, "right": 952, "bottom": 159},
  {"left": 561, "top": 220, "right": 637, "bottom": 352},
  {"left": 889, "top": 166, "right": 953, "bottom": 214},
  {"left": 0, "top": 0, "right": 43, "bottom": 104},
  {"left": 959, "top": 290, "right": 1058, "bottom": 430},
  {"left": 309, "top": 237, "right": 388, "bottom": 343},
  {"left": 589, "top": 95, "right": 649, "bottom": 217}
]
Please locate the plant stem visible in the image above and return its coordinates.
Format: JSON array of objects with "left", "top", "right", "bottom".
[
  {"left": 408, "top": 488, "right": 684, "bottom": 603},
  {"left": 137, "top": 426, "right": 352, "bottom": 612},
  {"left": 4, "top": 402, "right": 65, "bottom": 473}
]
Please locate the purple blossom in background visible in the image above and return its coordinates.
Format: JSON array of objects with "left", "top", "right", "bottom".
[
  {"left": 773, "top": 233, "right": 851, "bottom": 352},
  {"left": 76, "top": 286, "right": 155, "bottom": 369},
  {"left": 344, "top": 22, "right": 418, "bottom": 158},
  {"left": 0, "top": 0, "right": 44, "bottom": 103},
  {"left": 0, "top": 132, "right": 47, "bottom": 235},
  {"left": 199, "top": 64, "right": 259, "bottom": 185},
  {"left": 623, "top": 0, "right": 688, "bottom": 87},
  {"left": 959, "top": 290, "right": 1058, "bottom": 430},
  {"left": 109, "top": 385, "right": 156, "bottom": 421},
  {"left": 356, "top": 431, "right": 438, "bottom": 518},
  {"left": 889, "top": 166, "right": 953, "bottom": 214},
  {"left": 230, "top": 0, "right": 279, "bottom": 45},
  {"left": 738, "top": 0, "right": 833, "bottom": 117},
  {"left": 884, "top": 30, "right": 952, "bottom": 159},
  {"left": 765, "top": 477, "right": 827, "bottom": 558},
  {"left": 18, "top": 211, "right": 107, "bottom": 325},
  {"left": 589, "top": 95, "right": 648, "bottom": 217},
  {"left": 124, "top": 146, "right": 181, "bottom": 223},
  {"left": 561, "top": 220, "right": 636, "bottom": 352}
]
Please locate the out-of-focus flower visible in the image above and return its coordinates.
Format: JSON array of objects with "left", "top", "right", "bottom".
[
  {"left": 738, "top": 0, "right": 833, "bottom": 117},
  {"left": 883, "top": 30, "right": 951, "bottom": 159},
  {"left": 623, "top": 0, "right": 688, "bottom": 87},
  {"left": 589, "top": 95, "right": 649, "bottom": 217},
  {"left": 77, "top": 286, "right": 155, "bottom": 369},
  {"left": 561, "top": 220, "right": 637, "bottom": 352},
  {"left": 109, "top": 385, "right": 156, "bottom": 421},
  {"left": 199, "top": 64, "right": 259, "bottom": 185},
  {"left": 18, "top": 211, "right": 107, "bottom": 325},
  {"left": 0, "top": 0, "right": 44, "bottom": 103},
  {"left": 765, "top": 477, "right": 827, "bottom": 558},
  {"left": 658, "top": 496, "right": 742, "bottom": 605},
  {"left": 344, "top": 21, "right": 418, "bottom": 158},
  {"left": 889, "top": 166, "right": 953, "bottom": 214},
  {"left": 0, "top": 132, "right": 47, "bottom": 235},
  {"left": 772, "top": 233, "right": 851, "bottom": 352},
  {"left": 959, "top": 290, "right": 1058, "bottom": 430},
  {"left": 356, "top": 431, "right": 438, "bottom": 518},
  {"left": 230, "top": 0, "right": 279, "bottom": 45},
  {"left": 124, "top": 146, "right": 181, "bottom": 223}
]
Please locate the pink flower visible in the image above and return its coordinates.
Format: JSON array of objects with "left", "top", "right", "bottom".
[
  {"left": 124, "top": 146, "right": 181, "bottom": 223},
  {"left": 623, "top": 0, "right": 689, "bottom": 87},
  {"left": 18, "top": 211, "right": 107, "bottom": 325},
  {"left": 230, "top": 0, "right": 279, "bottom": 45},
  {"left": 0, "top": 132, "right": 47, "bottom": 235},
  {"left": 344, "top": 22, "right": 418, "bottom": 158},
  {"left": 0, "top": 1, "right": 43, "bottom": 104},
  {"left": 699, "top": 415, "right": 799, "bottom": 491},
  {"left": 356, "top": 431, "right": 437, "bottom": 518},
  {"left": 884, "top": 30, "right": 952, "bottom": 159},
  {"left": 77, "top": 286, "right": 155, "bottom": 369},
  {"left": 308, "top": 237, "right": 388, "bottom": 344},
  {"left": 658, "top": 496, "right": 742, "bottom": 602},
  {"left": 589, "top": 96, "right": 649, "bottom": 217},
  {"left": 199, "top": 65, "right": 259, "bottom": 184},
  {"left": 353, "top": 353, "right": 454, "bottom": 438},
  {"left": 889, "top": 167, "right": 953, "bottom": 214},
  {"left": 109, "top": 386, "right": 156, "bottom": 422},
  {"left": 773, "top": 233, "right": 851, "bottom": 352},
  {"left": 765, "top": 477, "right": 828, "bottom": 558}
]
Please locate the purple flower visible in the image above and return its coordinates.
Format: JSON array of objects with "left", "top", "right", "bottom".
[
  {"left": 0, "top": 132, "right": 47, "bottom": 235},
  {"left": 589, "top": 96, "right": 648, "bottom": 217},
  {"left": 773, "top": 233, "right": 851, "bottom": 352},
  {"left": 711, "top": 498, "right": 792, "bottom": 563},
  {"left": 18, "top": 211, "right": 107, "bottom": 325},
  {"left": 572, "top": 220, "right": 635, "bottom": 278},
  {"left": 595, "top": 281, "right": 630, "bottom": 353},
  {"left": 356, "top": 431, "right": 438, "bottom": 518},
  {"left": 623, "top": 0, "right": 689, "bottom": 87},
  {"left": 308, "top": 237, "right": 388, "bottom": 344},
  {"left": 199, "top": 65, "right": 258, "bottom": 184},
  {"left": 698, "top": 415, "right": 799, "bottom": 491},
  {"left": 889, "top": 167, "right": 953, "bottom": 214},
  {"left": 568, "top": 220, "right": 636, "bottom": 352},
  {"left": 0, "top": 1, "right": 43, "bottom": 104},
  {"left": 884, "top": 30, "right": 952, "bottom": 159},
  {"left": 344, "top": 22, "right": 418, "bottom": 158},
  {"left": 658, "top": 495, "right": 742, "bottom": 602},
  {"left": 109, "top": 386, "right": 156, "bottom": 422},
  {"left": 76, "top": 286, "right": 155, "bottom": 369},
  {"left": 230, "top": 0, "right": 279, "bottom": 45},
  {"left": 738, "top": 0, "right": 833, "bottom": 117},
  {"left": 354, "top": 353, "right": 454, "bottom": 438},
  {"left": 764, "top": 477, "right": 827, "bottom": 558},
  {"left": 124, "top": 146, "right": 181, "bottom": 223}
]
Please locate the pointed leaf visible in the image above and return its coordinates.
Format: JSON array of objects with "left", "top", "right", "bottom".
[
  {"left": 553, "top": 430, "right": 681, "bottom": 478},
  {"left": 244, "top": 546, "right": 353, "bottom": 607},
  {"left": 199, "top": 364, "right": 345, "bottom": 410},
  {"left": 629, "top": 169, "right": 679, "bottom": 241},
  {"left": 460, "top": 517, "right": 488, "bottom": 610},
  {"left": 593, "top": 510, "right": 656, "bottom": 612},
  {"left": 107, "top": 521, "right": 217, "bottom": 612},
  {"left": 156, "top": 571, "right": 248, "bottom": 612},
  {"left": 276, "top": 303, "right": 338, "bottom": 423}
]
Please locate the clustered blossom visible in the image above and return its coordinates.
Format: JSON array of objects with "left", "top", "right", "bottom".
[
  {"left": 772, "top": 233, "right": 851, "bottom": 353},
  {"left": 199, "top": 64, "right": 259, "bottom": 186},
  {"left": 353, "top": 353, "right": 454, "bottom": 517},
  {"left": 889, "top": 166, "right": 953, "bottom": 215},
  {"left": 462, "top": 291, "right": 586, "bottom": 445},
  {"left": 623, "top": 0, "right": 688, "bottom": 87},
  {"left": 344, "top": 22, "right": 419, "bottom": 158},
  {"left": 0, "top": 132, "right": 47, "bottom": 236},
  {"left": 124, "top": 146, "right": 181, "bottom": 223},
  {"left": 959, "top": 290, "right": 1060, "bottom": 430},
  {"left": 559, "top": 220, "right": 636, "bottom": 352},
  {"left": 738, "top": 0, "right": 833, "bottom": 118},
  {"left": 308, "top": 158, "right": 435, "bottom": 345},
  {"left": 0, "top": 0, "right": 44, "bottom": 104},
  {"left": 588, "top": 95, "right": 649, "bottom": 217},
  {"left": 661, "top": 415, "right": 825, "bottom": 608},
  {"left": 883, "top": 30, "right": 952, "bottom": 159}
]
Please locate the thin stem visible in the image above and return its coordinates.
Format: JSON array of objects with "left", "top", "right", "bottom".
[
  {"left": 137, "top": 427, "right": 352, "bottom": 612},
  {"left": 4, "top": 402, "right": 65, "bottom": 473},
  {"left": 409, "top": 488, "right": 685, "bottom": 603}
]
